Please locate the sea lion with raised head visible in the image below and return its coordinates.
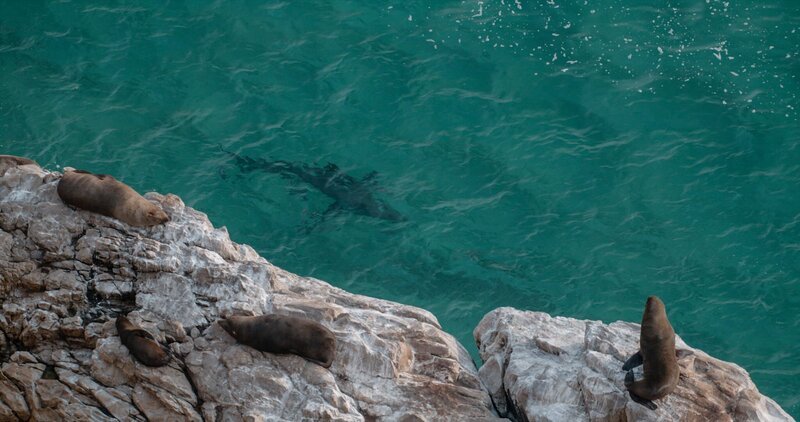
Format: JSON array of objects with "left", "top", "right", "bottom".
[
  {"left": 622, "top": 296, "right": 680, "bottom": 410},
  {"left": 116, "top": 316, "right": 170, "bottom": 367},
  {"left": 0, "top": 154, "right": 38, "bottom": 175},
  {"left": 57, "top": 169, "right": 169, "bottom": 227},
  {"left": 219, "top": 314, "right": 336, "bottom": 368}
]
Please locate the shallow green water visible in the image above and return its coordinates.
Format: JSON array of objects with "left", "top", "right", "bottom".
[{"left": 2, "top": 0, "right": 800, "bottom": 415}]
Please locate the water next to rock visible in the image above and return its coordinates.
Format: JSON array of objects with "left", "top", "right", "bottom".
[{"left": 2, "top": 0, "right": 799, "bottom": 416}]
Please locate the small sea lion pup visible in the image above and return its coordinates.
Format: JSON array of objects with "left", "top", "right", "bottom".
[
  {"left": 622, "top": 296, "right": 680, "bottom": 410},
  {"left": 57, "top": 169, "right": 169, "bottom": 226},
  {"left": 219, "top": 314, "right": 336, "bottom": 368},
  {"left": 116, "top": 316, "right": 170, "bottom": 367}
]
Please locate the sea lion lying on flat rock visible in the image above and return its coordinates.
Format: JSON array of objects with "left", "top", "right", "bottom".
[
  {"left": 622, "top": 296, "right": 680, "bottom": 410},
  {"left": 116, "top": 316, "right": 170, "bottom": 367},
  {"left": 0, "top": 154, "right": 38, "bottom": 175},
  {"left": 219, "top": 314, "right": 336, "bottom": 368},
  {"left": 57, "top": 169, "right": 169, "bottom": 226}
]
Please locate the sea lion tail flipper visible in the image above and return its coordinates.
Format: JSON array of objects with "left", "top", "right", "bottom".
[
  {"left": 624, "top": 370, "right": 635, "bottom": 388},
  {"left": 629, "top": 392, "right": 658, "bottom": 411},
  {"left": 307, "top": 357, "right": 333, "bottom": 368},
  {"left": 622, "top": 350, "right": 643, "bottom": 371}
]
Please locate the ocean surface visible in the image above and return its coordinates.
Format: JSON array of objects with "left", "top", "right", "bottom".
[{"left": 2, "top": 0, "right": 799, "bottom": 415}]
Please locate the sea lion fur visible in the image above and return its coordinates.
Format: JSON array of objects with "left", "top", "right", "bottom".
[
  {"left": 0, "top": 155, "right": 38, "bottom": 175},
  {"left": 116, "top": 316, "right": 170, "bottom": 367},
  {"left": 219, "top": 314, "right": 336, "bottom": 368},
  {"left": 622, "top": 296, "right": 680, "bottom": 409},
  {"left": 57, "top": 169, "right": 169, "bottom": 226}
]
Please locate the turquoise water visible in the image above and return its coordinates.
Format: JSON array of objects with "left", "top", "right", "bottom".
[{"left": 2, "top": 0, "right": 799, "bottom": 414}]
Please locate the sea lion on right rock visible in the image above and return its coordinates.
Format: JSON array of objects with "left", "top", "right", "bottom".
[
  {"left": 622, "top": 296, "right": 680, "bottom": 410},
  {"left": 57, "top": 169, "right": 169, "bottom": 227},
  {"left": 116, "top": 316, "right": 170, "bottom": 367},
  {"left": 219, "top": 314, "right": 336, "bottom": 368}
]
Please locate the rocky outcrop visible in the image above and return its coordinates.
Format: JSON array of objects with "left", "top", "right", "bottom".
[
  {"left": 0, "top": 162, "right": 499, "bottom": 421},
  {"left": 474, "top": 307, "right": 793, "bottom": 422}
]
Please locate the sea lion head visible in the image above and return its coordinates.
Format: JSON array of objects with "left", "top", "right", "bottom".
[
  {"left": 642, "top": 296, "right": 668, "bottom": 326},
  {"left": 645, "top": 296, "right": 665, "bottom": 314},
  {"left": 116, "top": 315, "right": 135, "bottom": 333},
  {"left": 315, "top": 332, "right": 337, "bottom": 368},
  {"left": 145, "top": 206, "right": 170, "bottom": 225},
  {"left": 134, "top": 202, "right": 170, "bottom": 226},
  {"left": 641, "top": 295, "right": 673, "bottom": 342},
  {"left": 218, "top": 317, "right": 241, "bottom": 338}
]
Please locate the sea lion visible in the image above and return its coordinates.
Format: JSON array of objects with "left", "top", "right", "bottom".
[
  {"left": 57, "top": 169, "right": 169, "bottom": 227},
  {"left": 622, "top": 296, "right": 680, "bottom": 410},
  {"left": 219, "top": 314, "right": 336, "bottom": 368},
  {"left": 0, "top": 155, "right": 38, "bottom": 175},
  {"left": 116, "top": 316, "right": 170, "bottom": 367}
]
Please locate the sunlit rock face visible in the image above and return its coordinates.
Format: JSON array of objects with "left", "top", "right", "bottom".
[
  {"left": 0, "top": 163, "right": 499, "bottom": 421},
  {"left": 474, "top": 307, "right": 793, "bottom": 422}
]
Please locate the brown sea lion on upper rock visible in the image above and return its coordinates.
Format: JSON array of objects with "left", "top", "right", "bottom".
[
  {"left": 219, "top": 314, "right": 336, "bottom": 368},
  {"left": 0, "top": 154, "right": 38, "bottom": 175},
  {"left": 622, "top": 296, "right": 680, "bottom": 410},
  {"left": 57, "top": 169, "right": 169, "bottom": 226},
  {"left": 116, "top": 316, "right": 170, "bottom": 367}
]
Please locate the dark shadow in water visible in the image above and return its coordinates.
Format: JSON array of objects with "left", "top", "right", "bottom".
[{"left": 221, "top": 146, "right": 406, "bottom": 226}]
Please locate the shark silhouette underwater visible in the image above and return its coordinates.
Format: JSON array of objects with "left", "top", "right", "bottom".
[{"left": 221, "top": 147, "right": 406, "bottom": 223}]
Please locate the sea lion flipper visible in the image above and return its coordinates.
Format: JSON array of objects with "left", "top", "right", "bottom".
[
  {"left": 128, "top": 328, "right": 157, "bottom": 341},
  {"left": 624, "top": 370, "right": 635, "bottom": 388},
  {"left": 629, "top": 392, "right": 658, "bottom": 410},
  {"left": 622, "top": 350, "right": 643, "bottom": 371},
  {"left": 306, "top": 356, "right": 333, "bottom": 369}
]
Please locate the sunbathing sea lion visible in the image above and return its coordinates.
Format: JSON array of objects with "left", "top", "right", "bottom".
[
  {"left": 116, "top": 316, "right": 170, "bottom": 367},
  {"left": 622, "top": 296, "right": 680, "bottom": 410},
  {"left": 57, "top": 169, "right": 169, "bottom": 226},
  {"left": 0, "top": 154, "right": 38, "bottom": 175},
  {"left": 219, "top": 314, "right": 336, "bottom": 368}
]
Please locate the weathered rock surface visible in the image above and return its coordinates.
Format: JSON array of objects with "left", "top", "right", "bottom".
[
  {"left": 474, "top": 307, "right": 793, "bottom": 422},
  {"left": 0, "top": 163, "right": 499, "bottom": 421}
]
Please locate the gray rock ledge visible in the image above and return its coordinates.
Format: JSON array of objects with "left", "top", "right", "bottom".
[
  {"left": 0, "top": 163, "right": 499, "bottom": 421},
  {"left": 474, "top": 307, "right": 793, "bottom": 422}
]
